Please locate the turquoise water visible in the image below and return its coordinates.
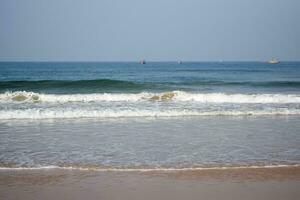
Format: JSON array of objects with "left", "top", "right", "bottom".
[
  {"left": 0, "top": 62, "right": 300, "bottom": 169},
  {"left": 1, "top": 62, "right": 300, "bottom": 94}
]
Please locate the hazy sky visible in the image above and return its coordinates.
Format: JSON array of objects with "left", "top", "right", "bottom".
[{"left": 0, "top": 0, "right": 299, "bottom": 61}]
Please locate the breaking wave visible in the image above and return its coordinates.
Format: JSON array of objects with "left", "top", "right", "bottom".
[
  {"left": 1, "top": 91, "right": 300, "bottom": 119},
  {"left": 1, "top": 91, "right": 300, "bottom": 103}
]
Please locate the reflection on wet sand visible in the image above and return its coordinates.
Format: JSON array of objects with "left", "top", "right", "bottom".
[{"left": 1, "top": 166, "right": 300, "bottom": 200}]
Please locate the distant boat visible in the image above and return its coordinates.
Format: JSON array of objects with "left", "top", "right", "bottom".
[
  {"left": 178, "top": 60, "right": 182, "bottom": 64},
  {"left": 268, "top": 58, "right": 280, "bottom": 64},
  {"left": 140, "top": 60, "right": 146, "bottom": 64}
]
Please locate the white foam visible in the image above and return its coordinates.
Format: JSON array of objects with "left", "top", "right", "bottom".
[
  {"left": 0, "top": 108, "right": 299, "bottom": 119},
  {"left": 1, "top": 91, "right": 300, "bottom": 104},
  {"left": 0, "top": 91, "right": 146, "bottom": 103},
  {"left": 0, "top": 164, "right": 299, "bottom": 172},
  {"left": 173, "top": 91, "right": 300, "bottom": 103},
  {"left": 1, "top": 91, "right": 300, "bottom": 119}
]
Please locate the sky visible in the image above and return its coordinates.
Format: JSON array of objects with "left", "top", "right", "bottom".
[{"left": 0, "top": 0, "right": 299, "bottom": 61}]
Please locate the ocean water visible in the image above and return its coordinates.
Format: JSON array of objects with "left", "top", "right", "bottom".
[{"left": 0, "top": 62, "right": 300, "bottom": 169}]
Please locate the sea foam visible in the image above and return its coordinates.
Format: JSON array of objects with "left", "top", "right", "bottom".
[
  {"left": 0, "top": 108, "right": 299, "bottom": 119},
  {"left": 1, "top": 91, "right": 300, "bottom": 103},
  {"left": 1, "top": 91, "right": 300, "bottom": 119}
]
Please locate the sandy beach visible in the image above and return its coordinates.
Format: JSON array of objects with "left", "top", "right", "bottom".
[{"left": 1, "top": 166, "right": 300, "bottom": 200}]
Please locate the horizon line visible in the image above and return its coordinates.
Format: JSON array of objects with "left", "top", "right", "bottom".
[{"left": 1, "top": 60, "right": 300, "bottom": 63}]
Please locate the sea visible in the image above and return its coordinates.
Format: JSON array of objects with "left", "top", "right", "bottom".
[{"left": 0, "top": 61, "right": 300, "bottom": 170}]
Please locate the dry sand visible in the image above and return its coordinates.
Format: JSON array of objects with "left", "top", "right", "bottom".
[{"left": 0, "top": 166, "right": 300, "bottom": 200}]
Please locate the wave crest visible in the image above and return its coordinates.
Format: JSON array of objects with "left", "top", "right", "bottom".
[{"left": 1, "top": 91, "right": 300, "bottom": 104}]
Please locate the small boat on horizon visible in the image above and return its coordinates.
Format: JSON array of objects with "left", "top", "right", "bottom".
[
  {"left": 268, "top": 58, "right": 280, "bottom": 64},
  {"left": 140, "top": 60, "right": 146, "bottom": 64}
]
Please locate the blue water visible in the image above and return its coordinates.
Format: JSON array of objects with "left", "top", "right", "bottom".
[
  {"left": 0, "top": 62, "right": 300, "bottom": 119},
  {"left": 1, "top": 62, "right": 300, "bottom": 94}
]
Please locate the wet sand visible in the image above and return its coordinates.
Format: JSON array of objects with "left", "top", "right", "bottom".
[{"left": 1, "top": 166, "right": 300, "bottom": 200}]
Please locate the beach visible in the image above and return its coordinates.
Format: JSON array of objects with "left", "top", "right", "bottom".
[
  {"left": 1, "top": 166, "right": 300, "bottom": 200},
  {"left": 1, "top": 0, "right": 300, "bottom": 198},
  {"left": 1, "top": 62, "right": 300, "bottom": 199},
  {"left": 1, "top": 115, "right": 300, "bottom": 199}
]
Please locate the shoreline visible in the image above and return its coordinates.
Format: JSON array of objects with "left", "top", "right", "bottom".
[
  {"left": 1, "top": 166, "right": 300, "bottom": 200},
  {"left": 1, "top": 163, "right": 300, "bottom": 172},
  {"left": 1, "top": 165, "right": 300, "bottom": 180}
]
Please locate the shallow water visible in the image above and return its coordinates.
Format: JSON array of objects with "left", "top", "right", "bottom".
[{"left": 0, "top": 116, "right": 299, "bottom": 169}]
